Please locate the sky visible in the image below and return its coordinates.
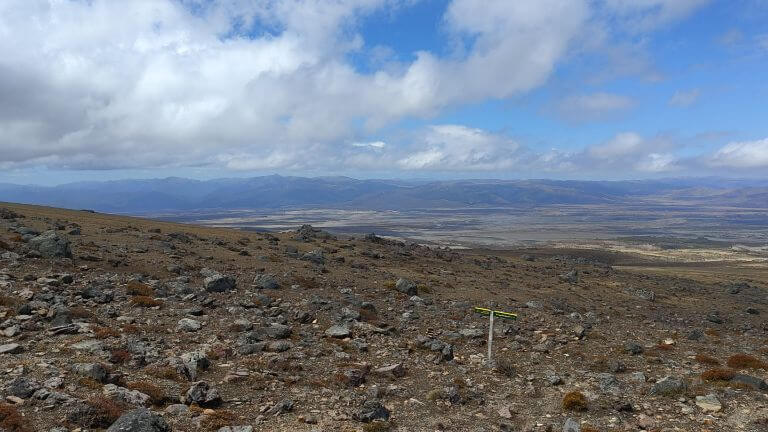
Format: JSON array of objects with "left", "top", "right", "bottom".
[{"left": 1, "top": 0, "right": 768, "bottom": 185}]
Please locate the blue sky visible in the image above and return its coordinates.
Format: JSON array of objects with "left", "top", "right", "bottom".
[{"left": 1, "top": 0, "right": 767, "bottom": 185}]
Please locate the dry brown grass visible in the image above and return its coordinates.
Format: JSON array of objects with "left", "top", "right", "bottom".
[
  {"left": 78, "top": 377, "right": 103, "bottom": 390},
  {"left": 198, "top": 409, "right": 236, "bottom": 431},
  {"left": 359, "top": 308, "right": 378, "bottom": 322},
  {"left": 704, "top": 329, "right": 720, "bottom": 337},
  {"left": 0, "top": 403, "right": 31, "bottom": 432},
  {"left": 122, "top": 324, "right": 140, "bottom": 334},
  {"left": 126, "top": 280, "right": 154, "bottom": 296},
  {"left": 131, "top": 296, "right": 162, "bottom": 308},
  {"left": 147, "top": 366, "right": 183, "bottom": 382},
  {"left": 0, "top": 295, "right": 21, "bottom": 308},
  {"left": 562, "top": 391, "right": 588, "bottom": 411},
  {"left": 363, "top": 422, "right": 393, "bottom": 432},
  {"left": 727, "top": 354, "right": 767, "bottom": 370},
  {"left": 125, "top": 381, "right": 167, "bottom": 406},
  {"left": 70, "top": 397, "right": 126, "bottom": 429},
  {"left": 695, "top": 353, "right": 721, "bottom": 366},
  {"left": 495, "top": 357, "right": 516, "bottom": 378},
  {"left": 581, "top": 426, "right": 600, "bottom": 432},
  {"left": 109, "top": 349, "right": 132, "bottom": 365},
  {"left": 93, "top": 326, "right": 121, "bottom": 339},
  {"left": 701, "top": 368, "right": 737, "bottom": 382},
  {"left": 70, "top": 306, "right": 93, "bottom": 319}
]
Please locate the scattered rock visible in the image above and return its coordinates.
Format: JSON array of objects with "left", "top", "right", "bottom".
[
  {"left": 28, "top": 230, "right": 72, "bottom": 258},
  {"left": 695, "top": 394, "right": 722, "bottom": 412},
  {"left": 649, "top": 376, "right": 687, "bottom": 396},
  {"left": 325, "top": 324, "right": 351, "bottom": 338},
  {"left": 354, "top": 400, "right": 390, "bottom": 423},
  {"left": 395, "top": 278, "right": 418, "bottom": 295},
  {"left": 106, "top": 408, "right": 171, "bottom": 432},
  {"left": 183, "top": 382, "right": 222, "bottom": 407}
]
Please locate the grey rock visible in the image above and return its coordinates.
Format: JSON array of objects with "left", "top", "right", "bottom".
[
  {"left": 563, "top": 418, "right": 580, "bottom": 432},
  {"left": 558, "top": 270, "right": 579, "bottom": 284},
  {"left": 459, "top": 328, "right": 484, "bottom": 338},
  {"left": 104, "top": 384, "right": 152, "bottom": 407},
  {"left": 0, "top": 343, "right": 23, "bottom": 354},
  {"left": 164, "top": 404, "right": 189, "bottom": 416},
  {"left": 183, "top": 381, "right": 221, "bottom": 407},
  {"left": 72, "top": 363, "right": 108, "bottom": 383},
  {"left": 695, "top": 394, "right": 722, "bottom": 412},
  {"left": 597, "top": 373, "right": 619, "bottom": 393},
  {"left": 649, "top": 376, "right": 687, "bottom": 396},
  {"left": 624, "top": 286, "right": 655, "bottom": 302},
  {"left": 203, "top": 272, "right": 236, "bottom": 293},
  {"left": 70, "top": 339, "right": 106, "bottom": 353},
  {"left": 375, "top": 363, "right": 406, "bottom": 378},
  {"left": 218, "top": 427, "right": 253, "bottom": 432},
  {"left": 106, "top": 408, "right": 171, "bottom": 432},
  {"left": 177, "top": 318, "right": 202, "bottom": 332},
  {"left": 253, "top": 274, "right": 280, "bottom": 290},
  {"left": 9, "top": 376, "right": 41, "bottom": 398},
  {"left": 707, "top": 311, "right": 724, "bottom": 324},
  {"left": 624, "top": 342, "right": 643, "bottom": 355},
  {"left": 262, "top": 323, "right": 292, "bottom": 339},
  {"left": 354, "top": 400, "right": 390, "bottom": 423},
  {"left": 395, "top": 278, "right": 418, "bottom": 295},
  {"left": 325, "top": 324, "right": 351, "bottom": 338},
  {"left": 177, "top": 350, "right": 210, "bottom": 381},
  {"left": 731, "top": 374, "right": 768, "bottom": 390},
  {"left": 266, "top": 399, "right": 294, "bottom": 416},
  {"left": 265, "top": 341, "right": 293, "bottom": 353},
  {"left": 28, "top": 230, "right": 72, "bottom": 258},
  {"left": 300, "top": 249, "right": 325, "bottom": 264}
]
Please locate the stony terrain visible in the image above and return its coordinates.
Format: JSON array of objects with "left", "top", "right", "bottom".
[{"left": 1, "top": 202, "right": 768, "bottom": 432}]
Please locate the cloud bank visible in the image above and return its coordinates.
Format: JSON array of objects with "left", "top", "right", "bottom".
[{"left": 1, "top": 0, "right": 763, "bottom": 178}]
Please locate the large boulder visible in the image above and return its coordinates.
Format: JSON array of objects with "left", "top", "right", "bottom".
[
  {"left": 28, "top": 230, "right": 72, "bottom": 258},
  {"left": 201, "top": 269, "right": 236, "bottom": 292},
  {"left": 395, "top": 278, "right": 418, "bottom": 296},
  {"left": 106, "top": 408, "right": 171, "bottom": 432}
]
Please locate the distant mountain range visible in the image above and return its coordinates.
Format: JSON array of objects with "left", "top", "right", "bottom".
[{"left": 1, "top": 175, "right": 768, "bottom": 213}]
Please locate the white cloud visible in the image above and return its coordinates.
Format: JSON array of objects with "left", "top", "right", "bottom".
[
  {"left": 397, "top": 125, "right": 521, "bottom": 170},
  {"left": 709, "top": 138, "right": 768, "bottom": 168},
  {"left": 0, "top": 0, "right": 590, "bottom": 172},
  {"left": 351, "top": 141, "right": 387, "bottom": 149},
  {"left": 555, "top": 92, "right": 635, "bottom": 121},
  {"left": 634, "top": 152, "right": 677, "bottom": 172},
  {"left": 589, "top": 132, "right": 644, "bottom": 159},
  {"left": 669, "top": 89, "right": 700, "bottom": 107}
]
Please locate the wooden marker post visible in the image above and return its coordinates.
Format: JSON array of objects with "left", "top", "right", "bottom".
[{"left": 474, "top": 307, "right": 517, "bottom": 367}]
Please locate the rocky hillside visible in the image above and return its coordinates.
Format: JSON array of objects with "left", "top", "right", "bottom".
[{"left": 0, "top": 202, "right": 767, "bottom": 432}]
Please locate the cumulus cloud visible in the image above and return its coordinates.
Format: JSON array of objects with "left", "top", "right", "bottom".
[
  {"left": 397, "top": 125, "right": 521, "bottom": 171},
  {"left": 0, "top": 0, "right": 727, "bottom": 178},
  {"left": 555, "top": 92, "right": 635, "bottom": 122},
  {"left": 709, "top": 138, "right": 768, "bottom": 168},
  {"left": 669, "top": 89, "right": 701, "bottom": 107},
  {"left": 0, "top": 0, "right": 589, "bottom": 171}
]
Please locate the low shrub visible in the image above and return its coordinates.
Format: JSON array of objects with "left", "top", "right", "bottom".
[{"left": 562, "top": 391, "right": 588, "bottom": 411}]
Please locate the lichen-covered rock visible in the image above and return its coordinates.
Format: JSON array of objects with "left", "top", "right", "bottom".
[
  {"left": 28, "top": 230, "right": 72, "bottom": 258},
  {"left": 106, "top": 408, "right": 171, "bottom": 432}
]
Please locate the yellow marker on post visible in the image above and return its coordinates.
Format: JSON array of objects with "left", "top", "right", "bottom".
[{"left": 474, "top": 307, "right": 517, "bottom": 367}]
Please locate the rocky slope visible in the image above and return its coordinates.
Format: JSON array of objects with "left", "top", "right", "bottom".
[{"left": 0, "top": 202, "right": 767, "bottom": 432}]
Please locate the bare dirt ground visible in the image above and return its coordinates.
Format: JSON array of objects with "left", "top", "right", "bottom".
[{"left": 1, "top": 202, "right": 768, "bottom": 432}]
